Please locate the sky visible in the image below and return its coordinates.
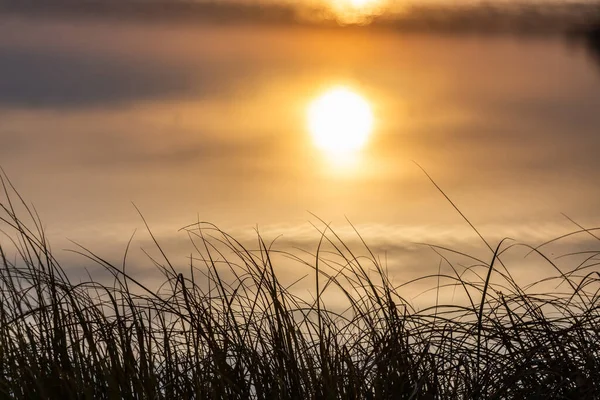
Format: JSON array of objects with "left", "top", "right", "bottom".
[{"left": 1, "top": 9, "right": 600, "bottom": 304}]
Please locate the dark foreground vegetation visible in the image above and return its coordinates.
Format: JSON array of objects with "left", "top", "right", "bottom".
[{"left": 1, "top": 174, "right": 600, "bottom": 399}]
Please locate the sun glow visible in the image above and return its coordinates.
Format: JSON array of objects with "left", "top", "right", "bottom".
[
  {"left": 308, "top": 87, "right": 374, "bottom": 157},
  {"left": 327, "top": 0, "right": 384, "bottom": 24},
  {"left": 348, "top": 0, "right": 375, "bottom": 7}
]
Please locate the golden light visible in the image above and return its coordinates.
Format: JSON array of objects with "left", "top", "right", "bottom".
[
  {"left": 307, "top": 87, "right": 374, "bottom": 156},
  {"left": 328, "top": 0, "right": 384, "bottom": 24},
  {"left": 348, "top": 0, "right": 375, "bottom": 8}
]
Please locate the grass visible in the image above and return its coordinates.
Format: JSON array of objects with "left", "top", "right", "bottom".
[{"left": 1, "top": 172, "right": 600, "bottom": 399}]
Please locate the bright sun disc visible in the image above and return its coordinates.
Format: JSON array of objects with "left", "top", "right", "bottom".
[
  {"left": 308, "top": 87, "right": 373, "bottom": 154},
  {"left": 349, "top": 0, "right": 372, "bottom": 7}
]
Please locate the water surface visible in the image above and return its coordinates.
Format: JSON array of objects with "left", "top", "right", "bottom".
[{"left": 1, "top": 16, "right": 599, "bottom": 293}]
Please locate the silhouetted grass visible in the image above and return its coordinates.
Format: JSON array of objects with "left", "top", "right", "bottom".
[{"left": 1, "top": 172, "right": 600, "bottom": 399}]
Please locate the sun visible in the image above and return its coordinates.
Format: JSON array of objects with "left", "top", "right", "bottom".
[
  {"left": 328, "top": 0, "right": 383, "bottom": 24},
  {"left": 348, "top": 0, "right": 374, "bottom": 7},
  {"left": 307, "top": 87, "right": 374, "bottom": 155},
  {"left": 334, "top": 0, "right": 378, "bottom": 9}
]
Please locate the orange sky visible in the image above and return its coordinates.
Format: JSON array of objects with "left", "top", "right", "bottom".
[{"left": 1, "top": 16, "right": 600, "bottom": 303}]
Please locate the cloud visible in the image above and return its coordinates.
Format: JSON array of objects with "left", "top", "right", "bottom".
[
  {"left": 28, "top": 217, "right": 600, "bottom": 307},
  {"left": 0, "top": 44, "right": 260, "bottom": 109},
  {"left": 0, "top": 47, "right": 181, "bottom": 108}
]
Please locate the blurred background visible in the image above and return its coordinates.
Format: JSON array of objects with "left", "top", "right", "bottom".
[{"left": 1, "top": 0, "right": 600, "bottom": 303}]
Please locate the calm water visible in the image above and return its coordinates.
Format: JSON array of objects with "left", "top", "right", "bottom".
[{"left": 1, "top": 15, "right": 600, "bottom": 295}]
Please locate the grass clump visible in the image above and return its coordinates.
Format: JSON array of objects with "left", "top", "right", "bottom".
[{"left": 1, "top": 174, "right": 600, "bottom": 399}]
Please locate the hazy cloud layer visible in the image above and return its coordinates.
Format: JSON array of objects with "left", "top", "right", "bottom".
[{"left": 0, "top": 44, "right": 259, "bottom": 108}]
